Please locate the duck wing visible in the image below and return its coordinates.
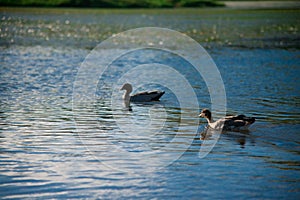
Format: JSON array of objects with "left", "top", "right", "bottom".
[
  {"left": 223, "top": 115, "right": 255, "bottom": 130},
  {"left": 224, "top": 119, "right": 247, "bottom": 127},
  {"left": 130, "top": 91, "right": 165, "bottom": 102},
  {"left": 225, "top": 114, "right": 246, "bottom": 120}
]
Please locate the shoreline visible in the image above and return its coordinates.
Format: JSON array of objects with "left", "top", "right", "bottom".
[
  {"left": 1, "top": 1, "right": 300, "bottom": 10},
  {"left": 223, "top": 1, "right": 300, "bottom": 9}
]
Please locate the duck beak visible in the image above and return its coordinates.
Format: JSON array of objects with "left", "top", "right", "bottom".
[{"left": 199, "top": 113, "right": 204, "bottom": 118}]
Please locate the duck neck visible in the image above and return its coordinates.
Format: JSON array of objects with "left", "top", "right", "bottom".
[
  {"left": 206, "top": 117, "right": 213, "bottom": 124},
  {"left": 123, "top": 89, "right": 131, "bottom": 101}
]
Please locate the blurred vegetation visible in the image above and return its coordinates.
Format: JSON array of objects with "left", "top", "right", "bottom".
[{"left": 0, "top": 0, "right": 225, "bottom": 8}]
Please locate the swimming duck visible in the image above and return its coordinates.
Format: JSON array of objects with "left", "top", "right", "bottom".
[
  {"left": 120, "top": 83, "right": 165, "bottom": 102},
  {"left": 199, "top": 109, "right": 255, "bottom": 131}
]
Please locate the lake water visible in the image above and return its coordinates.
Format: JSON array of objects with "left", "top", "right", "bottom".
[{"left": 0, "top": 7, "right": 299, "bottom": 199}]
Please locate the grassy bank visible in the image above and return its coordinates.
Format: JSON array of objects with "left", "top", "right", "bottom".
[{"left": 0, "top": 0, "right": 224, "bottom": 8}]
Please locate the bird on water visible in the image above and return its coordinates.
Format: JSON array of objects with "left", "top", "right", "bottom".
[
  {"left": 120, "top": 83, "right": 165, "bottom": 103},
  {"left": 199, "top": 108, "right": 255, "bottom": 131}
]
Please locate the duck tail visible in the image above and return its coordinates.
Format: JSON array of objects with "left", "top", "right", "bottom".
[
  {"left": 246, "top": 117, "right": 255, "bottom": 125},
  {"left": 151, "top": 91, "right": 165, "bottom": 101}
]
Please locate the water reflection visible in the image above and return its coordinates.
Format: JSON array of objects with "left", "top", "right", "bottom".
[{"left": 199, "top": 125, "right": 256, "bottom": 149}]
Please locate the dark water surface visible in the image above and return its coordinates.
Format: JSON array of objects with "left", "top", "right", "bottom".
[{"left": 0, "top": 8, "right": 300, "bottom": 199}]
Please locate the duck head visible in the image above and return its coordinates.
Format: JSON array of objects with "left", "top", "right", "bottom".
[
  {"left": 120, "top": 83, "right": 133, "bottom": 93},
  {"left": 199, "top": 109, "right": 212, "bottom": 121}
]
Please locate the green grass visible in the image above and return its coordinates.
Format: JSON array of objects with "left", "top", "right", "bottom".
[{"left": 0, "top": 0, "right": 224, "bottom": 8}]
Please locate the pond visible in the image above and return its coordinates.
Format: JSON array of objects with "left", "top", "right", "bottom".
[{"left": 0, "top": 7, "right": 299, "bottom": 199}]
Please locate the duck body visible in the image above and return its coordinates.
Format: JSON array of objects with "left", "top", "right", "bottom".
[
  {"left": 130, "top": 90, "right": 165, "bottom": 102},
  {"left": 223, "top": 114, "right": 255, "bottom": 131},
  {"left": 121, "top": 83, "right": 165, "bottom": 102},
  {"left": 199, "top": 109, "right": 255, "bottom": 131}
]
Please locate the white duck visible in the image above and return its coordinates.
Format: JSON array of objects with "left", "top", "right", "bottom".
[
  {"left": 199, "top": 109, "right": 255, "bottom": 131},
  {"left": 120, "top": 83, "right": 165, "bottom": 102}
]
